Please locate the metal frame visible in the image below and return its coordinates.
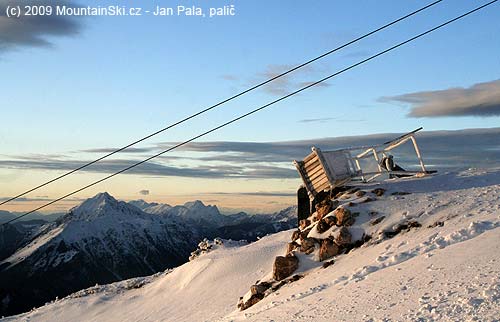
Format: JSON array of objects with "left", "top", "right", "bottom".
[{"left": 294, "top": 128, "right": 430, "bottom": 198}]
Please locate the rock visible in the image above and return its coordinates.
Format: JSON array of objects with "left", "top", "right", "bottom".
[
  {"left": 362, "top": 197, "right": 376, "bottom": 203},
  {"left": 334, "top": 207, "right": 354, "bottom": 226},
  {"left": 335, "top": 227, "right": 352, "bottom": 246},
  {"left": 299, "top": 228, "right": 312, "bottom": 241},
  {"left": 299, "top": 219, "right": 311, "bottom": 230},
  {"left": 291, "top": 230, "right": 301, "bottom": 241},
  {"left": 393, "top": 220, "right": 421, "bottom": 233},
  {"left": 370, "top": 216, "right": 386, "bottom": 226},
  {"left": 428, "top": 221, "right": 444, "bottom": 228},
  {"left": 286, "top": 241, "right": 299, "bottom": 254},
  {"left": 322, "top": 259, "right": 335, "bottom": 269},
  {"left": 316, "top": 218, "right": 333, "bottom": 233},
  {"left": 324, "top": 216, "right": 337, "bottom": 226},
  {"left": 383, "top": 230, "right": 398, "bottom": 238},
  {"left": 300, "top": 238, "right": 316, "bottom": 254},
  {"left": 371, "top": 188, "right": 386, "bottom": 196},
  {"left": 408, "top": 221, "right": 422, "bottom": 229},
  {"left": 250, "top": 283, "right": 270, "bottom": 295},
  {"left": 270, "top": 274, "right": 304, "bottom": 292},
  {"left": 238, "top": 292, "right": 264, "bottom": 310},
  {"left": 273, "top": 255, "right": 299, "bottom": 281},
  {"left": 393, "top": 223, "right": 407, "bottom": 232},
  {"left": 391, "top": 191, "right": 411, "bottom": 196},
  {"left": 319, "top": 239, "right": 340, "bottom": 261},
  {"left": 315, "top": 199, "right": 333, "bottom": 221},
  {"left": 355, "top": 190, "right": 366, "bottom": 197}
]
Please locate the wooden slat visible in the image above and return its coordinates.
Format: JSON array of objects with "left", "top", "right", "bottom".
[
  {"left": 312, "top": 175, "right": 329, "bottom": 188},
  {"left": 303, "top": 152, "right": 317, "bottom": 164},
  {"left": 304, "top": 159, "right": 320, "bottom": 171},
  {"left": 311, "top": 172, "right": 328, "bottom": 185},
  {"left": 305, "top": 163, "right": 323, "bottom": 177},
  {"left": 306, "top": 166, "right": 325, "bottom": 182},
  {"left": 304, "top": 156, "right": 319, "bottom": 167},
  {"left": 316, "top": 181, "right": 331, "bottom": 192}
]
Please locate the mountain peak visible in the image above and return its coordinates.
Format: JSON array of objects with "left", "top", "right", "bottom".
[
  {"left": 129, "top": 199, "right": 159, "bottom": 211},
  {"left": 184, "top": 200, "right": 206, "bottom": 208},
  {"left": 65, "top": 192, "right": 134, "bottom": 222}
]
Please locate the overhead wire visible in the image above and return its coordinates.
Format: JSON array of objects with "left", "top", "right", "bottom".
[
  {"left": 0, "top": 0, "right": 445, "bottom": 207},
  {"left": 3, "top": 0, "right": 497, "bottom": 225}
]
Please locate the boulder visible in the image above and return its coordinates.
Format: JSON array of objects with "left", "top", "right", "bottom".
[
  {"left": 324, "top": 216, "right": 337, "bottom": 226},
  {"left": 355, "top": 190, "right": 366, "bottom": 197},
  {"left": 291, "top": 230, "right": 301, "bottom": 241},
  {"left": 335, "top": 227, "right": 352, "bottom": 246},
  {"left": 372, "top": 188, "right": 386, "bottom": 196},
  {"left": 238, "top": 293, "right": 264, "bottom": 310},
  {"left": 250, "top": 282, "right": 270, "bottom": 295},
  {"left": 299, "top": 227, "right": 312, "bottom": 241},
  {"left": 299, "top": 219, "right": 311, "bottom": 230},
  {"left": 391, "top": 191, "right": 411, "bottom": 196},
  {"left": 362, "top": 197, "right": 376, "bottom": 203},
  {"left": 370, "top": 216, "right": 386, "bottom": 226},
  {"left": 428, "top": 221, "right": 444, "bottom": 228},
  {"left": 300, "top": 237, "right": 316, "bottom": 254},
  {"left": 286, "top": 241, "right": 299, "bottom": 254},
  {"left": 334, "top": 207, "right": 354, "bottom": 226},
  {"left": 322, "top": 259, "right": 335, "bottom": 269},
  {"left": 273, "top": 255, "right": 299, "bottom": 281},
  {"left": 315, "top": 199, "right": 333, "bottom": 221},
  {"left": 316, "top": 218, "right": 333, "bottom": 233},
  {"left": 319, "top": 239, "right": 340, "bottom": 261}
]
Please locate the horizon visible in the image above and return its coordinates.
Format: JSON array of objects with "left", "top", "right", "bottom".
[{"left": 1, "top": 0, "right": 499, "bottom": 215}]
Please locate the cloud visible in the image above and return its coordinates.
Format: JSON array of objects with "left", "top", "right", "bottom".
[
  {"left": 207, "top": 191, "right": 295, "bottom": 197},
  {"left": 298, "top": 81, "right": 331, "bottom": 89},
  {"left": 381, "top": 79, "right": 500, "bottom": 118},
  {"left": 0, "top": 157, "right": 297, "bottom": 179},
  {"left": 139, "top": 190, "right": 150, "bottom": 195},
  {"left": 254, "top": 64, "right": 330, "bottom": 96},
  {"left": 2, "top": 128, "right": 500, "bottom": 182},
  {"left": 0, "top": 0, "right": 83, "bottom": 53},
  {"left": 298, "top": 117, "right": 336, "bottom": 124},
  {"left": 80, "top": 147, "right": 152, "bottom": 154},
  {"left": 297, "top": 117, "right": 365, "bottom": 124},
  {"left": 0, "top": 196, "right": 84, "bottom": 203},
  {"left": 172, "top": 127, "right": 500, "bottom": 170}
]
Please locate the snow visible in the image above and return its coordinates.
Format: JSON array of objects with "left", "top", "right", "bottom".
[
  {"left": 0, "top": 225, "right": 64, "bottom": 269},
  {"left": 3, "top": 168, "right": 500, "bottom": 322}
]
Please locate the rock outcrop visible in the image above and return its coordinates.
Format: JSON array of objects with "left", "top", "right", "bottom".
[{"left": 272, "top": 254, "right": 299, "bottom": 281}]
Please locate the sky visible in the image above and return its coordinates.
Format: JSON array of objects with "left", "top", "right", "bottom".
[{"left": 0, "top": 0, "right": 499, "bottom": 214}]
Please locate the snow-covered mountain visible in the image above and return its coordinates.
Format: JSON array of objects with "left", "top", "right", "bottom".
[
  {"left": 0, "top": 192, "right": 199, "bottom": 317},
  {"left": 0, "top": 193, "right": 297, "bottom": 317},
  {"left": 129, "top": 199, "right": 297, "bottom": 241},
  {"left": 5, "top": 168, "right": 499, "bottom": 321}
]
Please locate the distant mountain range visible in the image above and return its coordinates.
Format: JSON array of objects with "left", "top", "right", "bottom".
[
  {"left": 0, "top": 193, "right": 296, "bottom": 317},
  {"left": 0, "top": 210, "right": 62, "bottom": 225}
]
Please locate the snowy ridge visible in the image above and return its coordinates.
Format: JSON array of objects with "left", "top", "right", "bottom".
[
  {"left": 4, "top": 168, "right": 500, "bottom": 321},
  {"left": 0, "top": 193, "right": 200, "bottom": 317}
]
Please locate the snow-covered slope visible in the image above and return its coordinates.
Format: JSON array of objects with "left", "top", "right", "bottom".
[
  {"left": 5, "top": 168, "right": 499, "bottom": 322},
  {"left": 0, "top": 193, "right": 199, "bottom": 317}
]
